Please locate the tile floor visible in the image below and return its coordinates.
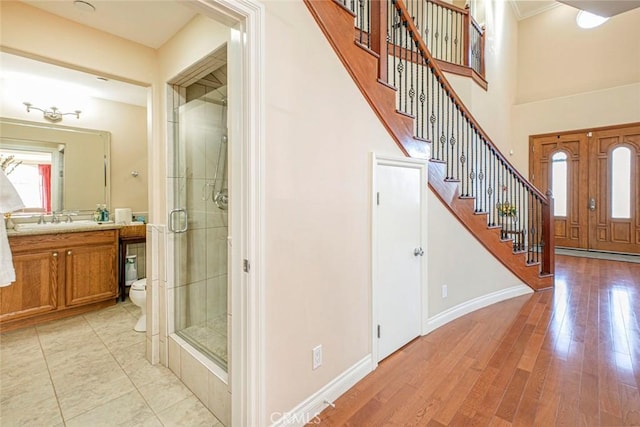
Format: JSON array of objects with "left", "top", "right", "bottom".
[{"left": 0, "top": 300, "right": 222, "bottom": 426}]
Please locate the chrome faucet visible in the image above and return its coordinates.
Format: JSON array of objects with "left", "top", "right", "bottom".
[
  {"left": 62, "top": 212, "right": 78, "bottom": 223},
  {"left": 51, "top": 212, "right": 61, "bottom": 224},
  {"left": 37, "top": 214, "right": 46, "bottom": 224}
]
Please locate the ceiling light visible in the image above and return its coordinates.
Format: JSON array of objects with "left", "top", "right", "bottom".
[
  {"left": 73, "top": 0, "right": 96, "bottom": 12},
  {"left": 576, "top": 10, "right": 609, "bottom": 29}
]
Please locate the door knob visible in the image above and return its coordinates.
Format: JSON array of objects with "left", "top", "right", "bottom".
[
  {"left": 414, "top": 247, "right": 424, "bottom": 256},
  {"left": 589, "top": 198, "right": 596, "bottom": 211}
]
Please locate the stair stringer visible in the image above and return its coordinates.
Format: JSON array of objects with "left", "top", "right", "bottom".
[{"left": 305, "top": 0, "right": 552, "bottom": 291}]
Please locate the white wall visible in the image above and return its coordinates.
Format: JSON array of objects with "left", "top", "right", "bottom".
[
  {"left": 262, "top": 1, "right": 401, "bottom": 416},
  {"left": 428, "top": 191, "right": 527, "bottom": 317},
  {"left": 516, "top": 5, "right": 640, "bottom": 105}
]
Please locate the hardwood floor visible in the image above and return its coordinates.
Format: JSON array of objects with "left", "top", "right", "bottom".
[{"left": 315, "top": 255, "right": 640, "bottom": 426}]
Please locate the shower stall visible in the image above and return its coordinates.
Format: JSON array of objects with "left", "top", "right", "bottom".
[{"left": 171, "top": 71, "right": 229, "bottom": 370}]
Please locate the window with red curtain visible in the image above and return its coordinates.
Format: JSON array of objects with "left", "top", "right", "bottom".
[{"left": 38, "top": 164, "right": 51, "bottom": 212}]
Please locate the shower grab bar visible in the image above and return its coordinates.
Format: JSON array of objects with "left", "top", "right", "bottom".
[{"left": 168, "top": 208, "right": 188, "bottom": 233}]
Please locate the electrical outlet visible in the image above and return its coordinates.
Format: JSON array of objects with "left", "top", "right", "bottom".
[
  {"left": 312, "top": 345, "right": 322, "bottom": 370},
  {"left": 442, "top": 284, "right": 448, "bottom": 298}
]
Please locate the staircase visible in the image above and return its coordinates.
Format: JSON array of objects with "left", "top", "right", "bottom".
[{"left": 305, "top": 0, "right": 554, "bottom": 291}]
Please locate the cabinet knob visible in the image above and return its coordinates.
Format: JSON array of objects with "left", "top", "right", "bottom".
[
  {"left": 67, "top": 250, "right": 72, "bottom": 256},
  {"left": 52, "top": 252, "right": 58, "bottom": 257}
]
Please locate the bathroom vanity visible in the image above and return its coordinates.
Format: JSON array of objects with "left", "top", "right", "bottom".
[{"left": 0, "top": 227, "right": 119, "bottom": 332}]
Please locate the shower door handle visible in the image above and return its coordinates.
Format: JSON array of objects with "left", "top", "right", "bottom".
[{"left": 169, "top": 208, "right": 188, "bottom": 233}]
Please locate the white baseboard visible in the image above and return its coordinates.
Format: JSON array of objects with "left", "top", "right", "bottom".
[
  {"left": 269, "top": 355, "right": 373, "bottom": 427},
  {"left": 423, "top": 284, "right": 532, "bottom": 334}
]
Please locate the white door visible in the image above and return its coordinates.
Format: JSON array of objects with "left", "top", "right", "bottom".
[{"left": 375, "top": 158, "right": 426, "bottom": 362}]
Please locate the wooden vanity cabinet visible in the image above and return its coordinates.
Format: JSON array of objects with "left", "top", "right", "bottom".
[
  {"left": 1, "top": 249, "right": 60, "bottom": 322},
  {"left": 65, "top": 240, "right": 118, "bottom": 306},
  {"left": 0, "top": 229, "right": 118, "bottom": 332}
]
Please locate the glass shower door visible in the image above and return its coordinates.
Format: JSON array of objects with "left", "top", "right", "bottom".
[{"left": 172, "top": 84, "right": 229, "bottom": 370}]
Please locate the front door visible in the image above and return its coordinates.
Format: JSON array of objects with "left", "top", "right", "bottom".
[
  {"left": 530, "top": 123, "right": 640, "bottom": 254},
  {"left": 530, "top": 133, "right": 588, "bottom": 249},
  {"left": 374, "top": 157, "right": 426, "bottom": 362},
  {"left": 588, "top": 126, "right": 640, "bottom": 253}
]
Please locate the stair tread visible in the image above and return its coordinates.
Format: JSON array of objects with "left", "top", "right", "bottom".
[
  {"left": 413, "top": 135, "right": 431, "bottom": 143},
  {"left": 355, "top": 41, "right": 379, "bottom": 59},
  {"left": 396, "top": 109, "right": 415, "bottom": 119}
]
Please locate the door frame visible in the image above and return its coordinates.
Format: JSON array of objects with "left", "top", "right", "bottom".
[
  {"left": 189, "top": 1, "right": 266, "bottom": 424},
  {"left": 371, "top": 153, "right": 428, "bottom": 367}
]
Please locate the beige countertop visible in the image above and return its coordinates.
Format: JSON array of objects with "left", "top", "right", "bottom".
[{"left": 6, "top": 221, "right": 145, "bottom": 237}]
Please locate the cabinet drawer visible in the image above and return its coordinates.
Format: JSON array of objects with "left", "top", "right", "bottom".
[{"left": 9, "top": 229, "right": 118, "bottom": 253}]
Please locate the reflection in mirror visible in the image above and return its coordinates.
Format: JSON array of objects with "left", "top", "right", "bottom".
[
  {"left": 1, "top": 144, "right": 64, "bottom": 212},
  {"left": 0, "top": 118, "right": 110, "bottom": 214}
]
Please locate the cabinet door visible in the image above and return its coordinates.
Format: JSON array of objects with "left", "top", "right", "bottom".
[
  {"left": 0, "top": 251, "right": 59, "bottom": 321},
  {"left": 65, "top": 243, "right": 117, "bottom": 306}
]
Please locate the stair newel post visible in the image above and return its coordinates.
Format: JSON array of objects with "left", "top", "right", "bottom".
[
  {"left": 371, "top": 0, "right": 388, "bottom": 82},
  {"left": 463, "top": 5, "right": 470, "bottom": 67},
  {"left": 542, "top": 190, "right": 555, "bottom": 276}
]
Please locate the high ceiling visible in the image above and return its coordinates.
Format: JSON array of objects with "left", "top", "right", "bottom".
[
  {"left": 511, "top": 1, "right": 559, "bottom": 20},
  {"left": 557, "top": 0, "right": 640, "bottom": 17},
  {"left": 511, "top": 0, "right": 640, "bottom": 20},
  {"left": 6, "top": 0, "right": 639, "bottom": 108}
]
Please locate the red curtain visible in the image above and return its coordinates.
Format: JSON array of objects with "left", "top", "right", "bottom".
[{"left": 38, "top": 164, "right": 51, "bottom": 212}]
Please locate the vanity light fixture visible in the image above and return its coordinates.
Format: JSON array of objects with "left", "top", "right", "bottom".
[{"left": 23, "top": 102, "right": 81, "bottom": 123}]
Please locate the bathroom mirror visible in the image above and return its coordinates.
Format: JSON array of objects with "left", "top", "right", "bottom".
[{"left": 0, "top": 118, "right": 110, "bottom": 213}]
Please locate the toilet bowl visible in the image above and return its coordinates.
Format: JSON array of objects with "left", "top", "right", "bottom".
[{"left": 129, "top": 278, "right": 146, "bottom": 332}]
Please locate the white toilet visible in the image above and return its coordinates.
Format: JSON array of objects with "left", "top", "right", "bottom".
[{"left": 129, "top": 278, "right": 147, "bottom": 332}]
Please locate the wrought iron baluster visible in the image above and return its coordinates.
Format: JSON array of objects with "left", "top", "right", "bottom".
[
  {"left": 456, "top": 108, "right": 460, "bottom": 181},
  {"left": 462, "top": 118, "right": 469, "bottom": 196},
  {"left": 490, "top": 148, "right": 495, "bottom": 226},
  {"left": 437, "top": 5, "right": 442, "bottom": 59},
  {"left": 471, "top": 128, "right": 477, "bottom": 210},
  {"left": 419, "top": 54, "right": 425, "bottom": 140},
  {"left": 402, "top": 16, "right": 407, "bottom": 110},
  {"left": 443, "top": 85, "right": 448, "bottom": 164},
  {"left": 430, "top": 67, "right": 435, "bottom": 146}
]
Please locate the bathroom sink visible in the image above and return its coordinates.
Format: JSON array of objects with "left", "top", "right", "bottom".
[{"left": 13, "top": 220, "right": 113, "bottom": 233}]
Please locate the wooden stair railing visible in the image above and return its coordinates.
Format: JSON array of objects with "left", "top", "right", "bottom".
[
  {"left": 305, "top": 0, "right": 554, "bottom": 291},
  {"left": 352, "top": 0, "right": 487, "bottom": 88},
  {"left": 403, "top": 0, "right": 486, "bottom": 88}
]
